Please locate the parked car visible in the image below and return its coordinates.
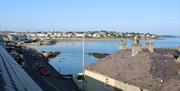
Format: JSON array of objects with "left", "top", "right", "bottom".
[
  {"left": 32, "top": 57, "right": 38, "bottom": 63},
  {"left": 38, "top": 64, "right": 50, "bottom": 76}
]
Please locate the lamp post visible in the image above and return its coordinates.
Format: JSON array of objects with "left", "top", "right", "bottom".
[
  {"left": 82, "top": 33, "right": 85, "bottom": 91},
  {"left": 82, "top": 33, "right": 85, "bottom": 73}
]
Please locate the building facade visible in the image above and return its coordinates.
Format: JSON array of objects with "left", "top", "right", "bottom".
[
  {"left": 0, "top": 35, "right": 6, "bottom": 48},
  {"left": 84, "top": 70, "right": 148, "bottom": 91}
]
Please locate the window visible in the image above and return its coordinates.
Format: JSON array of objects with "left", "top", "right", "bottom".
[{"left": 140, "top": 88, "right": 143, "bottom": 91}]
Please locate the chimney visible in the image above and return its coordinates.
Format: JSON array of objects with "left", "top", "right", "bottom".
[
  {"left": 131, "top": 36, "right": 142, "bottom": 56},
  {"left": 146, "top": 37, "right": 154, "bottom": 53},
  {"left": 119, "top": 40, "right": 126, "bottom": 50},
  {"left": 177, "top": 70, "right": 180, "bottom": 75},
  {"left": 174, "top": 50, "right": 180, "bottom": 62}
]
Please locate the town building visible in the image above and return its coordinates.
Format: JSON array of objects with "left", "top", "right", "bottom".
[
  {"left": 17, "top": 35, "right": 27, "bottom": 41},
  {"left": 7, "top": 34, "right": 17, "bottom": 41},
  {"left": 0, "top": 35, "right": 6, "bottom": 48}
]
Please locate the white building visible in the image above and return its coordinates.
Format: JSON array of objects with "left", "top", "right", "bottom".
[
  {"left": 18, "top": 35, "right": 27, "bottom": 41},
  {"left": 75, "top": 33, "right": 84, "bottom": 37},
  {"left": 36, "top": 33, "right": 48, "bottom": 39},
  {"left": 7, "top": 34, "right": 17, "bottom": 41},
  {"left": 92, "top": 33, "right": 100, "bottom": 38}
]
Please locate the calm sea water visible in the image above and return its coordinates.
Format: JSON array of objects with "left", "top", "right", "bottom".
[{"left": 32, "top": 38, "right": 180, "bottom": 74}]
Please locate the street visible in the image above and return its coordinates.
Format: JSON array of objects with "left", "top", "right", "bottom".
[{"left": 23, "top": 48, "right": 79, "bottom": 91}]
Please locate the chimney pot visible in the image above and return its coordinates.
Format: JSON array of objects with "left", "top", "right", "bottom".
[
  {"left": 131, "top": 36, "right": 142, "bottom": 56},
  {"left": 119, "top": 40, "right": 127, "bottom": 50},
  {"left": 146, "top": 37, "right": 154, "bottom": 53}
]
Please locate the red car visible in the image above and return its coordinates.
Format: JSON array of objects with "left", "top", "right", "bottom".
[{"left": 38, "top": 65, "right": 50, "bottom": 76}]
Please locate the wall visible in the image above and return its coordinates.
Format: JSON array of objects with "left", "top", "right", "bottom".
[
  {"left": 84, "top": 70, "right": 149, "bottom": 91},
  {"left": 0, "top": 41, "right": 6, "bottom": 48}
]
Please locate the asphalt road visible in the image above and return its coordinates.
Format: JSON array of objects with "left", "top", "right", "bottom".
[{"left": 23, "top": 48, "right": 79, "bottom": 91}]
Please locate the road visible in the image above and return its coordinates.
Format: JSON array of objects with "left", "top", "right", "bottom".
[{"left": 23, "top": 48, "right": 80, "bottom": 91}]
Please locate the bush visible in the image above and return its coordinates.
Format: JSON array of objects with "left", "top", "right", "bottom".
[{"left": 15, "top": 46, "right": 24, "bottom": 54}]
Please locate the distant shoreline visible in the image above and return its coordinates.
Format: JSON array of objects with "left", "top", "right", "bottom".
[
  {"left": 56, "top": 38, "right": 126, "bottom": 41},
  {"left": 21, "top": 38, "right": 126, "bottom": 46},
  {"left": 20, "top": 36, "right": 179, "bottom": 46},
  {"left": 158, "top": 35, "right": 180, "bottom": 38}
]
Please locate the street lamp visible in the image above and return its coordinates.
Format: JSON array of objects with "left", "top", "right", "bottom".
[
  {"left": 82, "top": 33, "right": 85, "bottom": 91},
  {"left": 82, "top": 33, "right": 85, "bottom": 73}
]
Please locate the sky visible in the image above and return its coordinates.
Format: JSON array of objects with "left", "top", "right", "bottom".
[{"left": 0, "top": 0, "right": 180, "bottom": 35}]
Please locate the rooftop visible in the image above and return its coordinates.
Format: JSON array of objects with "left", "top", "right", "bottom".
[
  {"left": 86, "top": 48, "right": 180, "bottom": 91},
  {"left": 0, "top": 46, "right": 42, "bottom": 91}
]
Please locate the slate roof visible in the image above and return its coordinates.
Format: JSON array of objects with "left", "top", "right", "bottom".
[
  {"left": 0, "top": 46, "right": 42, "bottom": 91},
  {"left": 86, "top": 48, "right": 180, "bottom": 91}
]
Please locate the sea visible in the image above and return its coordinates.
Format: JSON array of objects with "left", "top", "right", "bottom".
[{"left": 31, "top": 38, "right": 180, "bottom": 75}]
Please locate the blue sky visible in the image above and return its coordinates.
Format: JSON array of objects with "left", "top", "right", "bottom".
[{"left": 0, "top": 0, "right": 180, "bottom": 35}]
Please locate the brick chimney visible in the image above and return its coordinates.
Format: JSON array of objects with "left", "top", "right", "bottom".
[
  {"left": 131, "top": 36, "right": 142, "bottom": 56},
  {"left": 146, "top": 37, "right": 154, "bottom": 53},
  {"left": 119, "top": 40, "right": 126, "bottom": 50}
]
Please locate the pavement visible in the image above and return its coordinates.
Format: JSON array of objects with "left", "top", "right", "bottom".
[{"left": 23, "top": 48, "right": 80, "bottom": 91}]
